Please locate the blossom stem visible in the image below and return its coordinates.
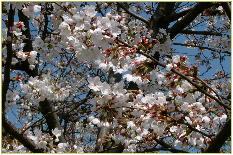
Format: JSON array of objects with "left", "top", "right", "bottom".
[
  {"left": 116, "top": 37, "right": 230, "bottom": 110},
  {"left": 137, "top": 50, "right": 230, "bottom": 110},
  {"left": 116, "top": 2, "right": 149, "bottom": 25}
]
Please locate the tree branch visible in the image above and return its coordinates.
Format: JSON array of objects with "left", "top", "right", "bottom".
[
  {"left": 39, "top": 100, "right": 65, "bottom": 143},
  {"left": 172, "top": 118, "right": 213, "bottom": 139},
  {"left": 204, "top": 119, "right": 231, "bottom": 153},
  {"left": 18, "top": 9, "right": 38, "bottom": 77},
  {"left": 42, "top": 3, "right": 49, "bottom": 40},
  {"left": 53, "top": 2, "right": 73, "bottom": 16},
  {"left": 7, "top": 60, "right": 39, "bottom": 77},
  {"left": 2, "top": 4, "right": 14, "bottom": 113},
  {"left": 2, "top": 116, "right": 45, "bottom": 153},
  {"left": 96, "top": 2, "right": 105, "bottom": 17},
  {"left": 164, "top": 9, "right": 190, "bottom": 23},
  {"left": 180, "top": 30, "right": 224, "bottom": 36},
  {"left": 173, "top": 42, "right": 231, "bottom": 55},
  {"left": 137, "top": 50, "right": 230, "bottom": 110},
  {"left": 169, "top": 2, "right": 213, "bottom": 39},
  {"left": 116, "top": 2, "right": 149, "bottom": 25},
  {"left": 140, "top": 146, "right": 188, "bottom": 153},
  {"left": 39, "top": 8, "right": 66, "bottom": 142},
  {"left": 2, "top": 6, "right": 44, "bottom": 153},
  {"left": 150, "top": 2, "right": 176, "bottom": 35},
  {"left": 153, "top": 138, "right": 188, "bottom": 153},
  {"left": 18, "top": 7, "right": 66, "bottom": 143},
  {"left": 149, "top": 2, "right": 176, "bottom": 74},
  {"left": 117, "top": 38, "right": 230, "bottom": 110},
  {"left": 221, "top": 2, "right": 231, "bottom": 21},
  {"left": 18, "top": 10, "right": 33, "bottom": 52}
]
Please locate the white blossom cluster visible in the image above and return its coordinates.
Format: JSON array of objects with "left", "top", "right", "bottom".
[
  {"left": 2, "top": 2, "right": 230, "bottom": 153},
  {"left": 56, "top": 5, "right": 121, "bottom": 63},
  {"left": 20, "top": 74, "right": 70, "bottom": 102}
]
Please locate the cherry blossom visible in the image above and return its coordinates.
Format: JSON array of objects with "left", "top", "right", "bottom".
[{"left": 2, "top": 2, "right": 230, "bottom": 153}]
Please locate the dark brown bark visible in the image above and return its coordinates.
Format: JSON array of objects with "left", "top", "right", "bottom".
[
  {"left": 150, "top": 2, "right": 176, "bottom": 34},
  {"left": 204, "top": 119, "right": 231, "bottom": 153},
  {"left": 19, "top": 7, "right": 65, "bottom": 143},
  {"left": 2, "top": 5, "right": 44, "bottom": 153},
  {"left": 3, "top": 6, "right": 66, "bottom": 152},
  {"left": 2, "top": 4, "right": 15, "bottom": 113},
  {"left": 18, "top": 10, "right": 33, "bottom": 51},
  {"left": 164, "top": 9, "right": 190, "bottom": 23},
  {"left": 169, "top": 2, "right": 213, "bottom": 39},
  {"left": 18, "top": 9, "right": 38, "bottom": 77},
  {"left": 149, "top": 2, "right": 176, "bottom": 75},
  {"left": 221, "top": 2, "right": 231, "bottom": 21},
  {"left": 153, "top": 138, "right": 188, "bottom": 153},
  {"left": 42, "top": 3, "right": 49, "bottom": 40},
  {"left": 2, "top": 117, "right": 45, "bottom": 153},
  {"left": 39, "top": 99, "right": 65, "bottom": 143}
]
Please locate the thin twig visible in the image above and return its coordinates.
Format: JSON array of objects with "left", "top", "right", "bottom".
[
  {"left": 173, "top": 43, "right": 231, "bottom": 55},
  {"left": 116, "top": 2, "right": 149, "bottom": 25},
  {"left": 180, "top": 30, "right": 225, "bottom": 36},
  {"left": 195, "top": 77, "right": 224, "bottom": 105},
  {"left": 116, "top": 38, "right": 230, "bottom": 110},
  {"left": 54, "top": 2, "right": 73, "bottom": 16},
  {"left": 137, "top": 50, "right": 230, "bottom": 110}
]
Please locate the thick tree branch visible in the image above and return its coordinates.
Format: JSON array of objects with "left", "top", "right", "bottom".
[
  {"left": 98, "top": 143, "right": 124, "bottom": 153},
  {"left": 150, "top": 2, "right": 176, "bottom": 35},
  {"left": 21, "top": 93, "right": 93, "bottom": 134},
  {"left": 153, "top": 138, "right": 188, "bottom": 153},
  {"left": 221, "top": 2, "right": 231, "bottom": 21},
  {"left": 2, "top": 6, "right": 44, "bottom": 153},
  {"left": 116, "top": 2, "right": 149, "bottom": 25},
  {"left": 7, "top": 60, "right": 39, "bottom": 77},
  {"left": 169, "top": 2, "right": 213, "bottom": 39},
  {"left": 42, "top": 3, "right": 49, "bottom": 40},
  {"left": 18, "top": 10, "right": 33, "bottom": 52},
  {"left": 18, "top": 10, "right": 38, "bottom": 77},
  {"left": 204, "top": 119, "right": 231, "bottom": 153},
  {"left": 3, "top": 117, "right": 45, "bottom": 153},
  {"left": 149, "top": 2, "right": 176, "bottom": 74},
  {"left": 39, "top": 8, "right": 66, "bottom": 143},
  {"left": 18, "top": 7, "right": 66, "bottom": 143},
  {"left": 164, "top": 9, "right": 190, "bottom": 23},
  {"left": 2, "top": 4, "right": 14, "bottom": 113},
  {"left": 39, "top": 99, "right": 65, "bottom": 143},
  {"left": 96, "top": 2, "right": 105, "bottom": 17}
]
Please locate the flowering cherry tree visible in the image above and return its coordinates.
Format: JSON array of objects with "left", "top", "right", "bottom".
[{"left": 2, "top": 2, "right": 231, "bottom": 153}]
